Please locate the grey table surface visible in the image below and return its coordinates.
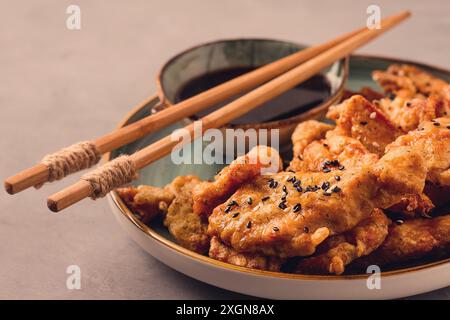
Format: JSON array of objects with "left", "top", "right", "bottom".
[{"left": 1, "top": 0, "right": 449, "bottom": 299}]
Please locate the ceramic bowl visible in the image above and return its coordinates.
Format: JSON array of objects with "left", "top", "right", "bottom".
[
  {"left": 107, "top": 54, "right": 450, "bottom": 299},
  {"left": 156, "top": 38, "right": 348, "bottom": 147}
]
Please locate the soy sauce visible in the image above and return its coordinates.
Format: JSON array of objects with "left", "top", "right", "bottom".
[{"left": 174, "top": 66, "right": 331, "bottom": 124}]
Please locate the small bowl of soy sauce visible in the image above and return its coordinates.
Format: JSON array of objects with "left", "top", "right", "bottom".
[{"left": 156, "top": 38, "right": 348, "bottom": 150}]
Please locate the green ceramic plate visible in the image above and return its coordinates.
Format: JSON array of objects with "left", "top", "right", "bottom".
[{"left": 109, "top": 54, "right": 450, "bottom": 275}]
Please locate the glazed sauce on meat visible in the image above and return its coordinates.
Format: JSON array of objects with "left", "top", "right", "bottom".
[{"left": 174, "top": 66, "right": 331, "bottom": 124}]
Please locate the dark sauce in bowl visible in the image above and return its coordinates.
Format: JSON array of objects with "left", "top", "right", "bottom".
[{"left": 174, "top": 66, "right": 331, "bottom": 124}]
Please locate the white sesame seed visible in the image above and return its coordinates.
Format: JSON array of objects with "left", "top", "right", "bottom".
[
  {"left": 372, "top": 142, "right": 380, "bottom": 148},
  {"left": 369, "top": 112, "right": 377, "bottom": 119}
]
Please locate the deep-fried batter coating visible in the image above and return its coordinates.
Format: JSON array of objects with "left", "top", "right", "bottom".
[
  {"left": 208, "top": 146, "right": 426, "bottom": 257},
  {"left": 377, "top": 95, "right": 450, "bottom": 132},
  {"left": 117, "top": 176, "right": 210, "bottom": 254},
  {"left": 352, "top": 215, "right": 450, "bottom": 268},
  {"left": 385, "top": 117, "right": 450, "bottom": 186},
  {"left": 193, "top": 146, "right": 282, "bottom": 216},
  {"left": 209, "top": 236, "right": 283, "bottom": 271},
  {"left": 373, "top": 64, "right": 450, "bottom": 102},
  {"left": 387, "top": 193, "right": 434, "bottom": 218},
  {"left": 295, "top": 209, "right": 389, "bottom": 275},
  {"left": 326, "top": 95, "right": 403, "bottom": 155},
  {"left": 116, "top": 185, "right": 174, "bottom": 223},
  {"left": 164, "top": 175, "right": 210, "bottom": 254},
  {"left": 291, "top": 120, "right": 334, "bottom": 158}
]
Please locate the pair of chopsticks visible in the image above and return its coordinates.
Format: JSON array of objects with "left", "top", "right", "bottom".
[{"left": 4, "top": 11, "right": 411, "bottom": 212}]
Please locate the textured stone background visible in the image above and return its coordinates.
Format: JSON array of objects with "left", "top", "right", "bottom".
[{"left": 1, "top": 0, "right": 449, "bottom": 299}]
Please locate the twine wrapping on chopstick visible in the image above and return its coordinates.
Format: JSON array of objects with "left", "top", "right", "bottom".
[
  {"left": 36, "top": 141, "right": 101, "bottom": 188},
  {"left": 81, "top": 155, "right": 137, "bottom": 199}
]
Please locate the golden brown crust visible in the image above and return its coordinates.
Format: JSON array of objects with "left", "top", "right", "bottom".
[
  {"left": 208, "top": 147, "right": 426, "bottom": 258},
  {"left": 352, "top": 215, "right": 450, "bottom": 268},
  {"left": 192, "top": 146, "right": 282, "bottom": 217},
  {"left": 295, "top": 209, "right": 389, "bottom": 275},
  {"left": 209, "top": 236, "right": 283, "bottom": 271},
  {"left": 116, "top": 185, "right": 174, "bottom": 224},
  {"left": 164, "top": 175, "right": 210, "bottom": 254}
]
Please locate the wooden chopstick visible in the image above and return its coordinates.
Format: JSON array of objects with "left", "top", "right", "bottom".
[
  {"left": 4, "top": 24, "right": 367, "bottom": 195},
  {"left": 47, "top": 11, "right": 411, "bottom": 212}
]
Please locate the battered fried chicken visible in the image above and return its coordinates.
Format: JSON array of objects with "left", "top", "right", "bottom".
[
  {"left": 193, "top": 146, "right": 282, "bottom": 216},
  {"left": 376, "top": 95, "right": 450, "bottom": 132},
  {"left": 209, "top": 236, "right": 283, "bottom": 271},
  {"left": 164, "top": 175, "right": 210, "bottom": 254},
  {"left": 342, "top": 87, "right": 384, "bottom": 102},
  {"left": 116, "top": 185, "right": 174, "bottom": 223},
  {"left": 373, "top": 64, "right": 450, "bottom": 102},
  {"left": 326, "top": 95, "right": 403, "bottom": 155},
  {"left": 117, "top": 176, "right": 210, "bottom": 254},
  {"left": 352, "top": 215, "right": 450, "bottom": 268},
  {"left": 295, "top": 209, "right": 389, "bottom": 275},
  {"left": 208, "top": 146, "right": 426, "bottom": 257},
  {"left": 385, "top": 117, "right": 450, "bottom": 186}
]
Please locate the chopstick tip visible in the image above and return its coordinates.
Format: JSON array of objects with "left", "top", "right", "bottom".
[
  {"left": 47, "top": 198, "right": 60, "bottom": 213},
  {"left": 4, "top": 180, "right": 14, "bottom": 195}
]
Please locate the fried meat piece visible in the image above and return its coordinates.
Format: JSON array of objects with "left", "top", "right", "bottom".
[
  {"left": 377, "top": 95, "right": 450, "bottom": 132},
  {"left": 352, "top": 215, "right": 450, "bottom": 268},
  {"left": 164, "top": 175, "right": 210, "bottom": 254},
  {"left": 291, "top": 120, "right": 334, "bottom": 158},
  {"left": 373, "top": 64, "right": 450, "bottom": 102},
  {"left": 208, "top": 146, "right": 426, "bottom": 257},
  {"left": 385, "top": 117, "right": 450, "bottom": 186},
  {"left": 342, "top": 87, "right": 384, "bottom": 102},
  {"left": 295, "top": 209, "right": 389, "bottom": 275},
  {"left": 326, "top": 95, "right": 403, "bottom": 156},
  {"left": 193, "top": 146, "right": 282, "bottom": 216},
  {"left": 116, "top": 185, "right": 174, "bottom": 224},
  {"left": 209, "top": 236, "right": 283, "bottom": 271}
]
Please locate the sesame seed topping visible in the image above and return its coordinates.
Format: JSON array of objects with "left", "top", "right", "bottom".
[
  {"left": 262, "top": 196, "right": 270, "bottom": 202},
  {"left": 323, "top": 167, "right": 331, "bottom": 173},
  {"left": 338, "top": 165, "right": 345, "bottom": 171},
  {"left": 296, "top": 186, "right": 303, "bottom": 192},
  {"left": 447, "top": 126, "right": 450, "bottom": 129},
  {"left": 293, "top": 203, "right": 301, "bottom": 213},
  {"left": 395, "top": 219, "right": 404, "bottom": 225},
  {"left": 369, "top": 112, "right": 377, "bottom": 119},
  {"left": 228, "top": 200, "right": 238, "bottom": 207},
  {"left": 247, "top": 197, "right": 253, "bottom": 205},
  {"left": 335, "top": 175, "right": 341, "bottom": 181},
  {"left": 282, "top": 185, "right": 287, "bottom": 193},
  {"left": 406, "top": 102, "right": 412, "bottom": 107},
  {"left": 321, "top": 181, "right": 330, "bottom": 191},
  {"left": 433, "top": 122, "right": 440, "bottom": 126},
  {"left": 323, "top": 191, "right": 332, "bottom": 196},
  {"left": 224, "top": 206, "right": 232, "bottom": 213},
  {"left": 332, "top": 186, "right": 341, "bottom": 193},
  {"left": 232, "top": 212, "right": 240, "bottom": 218},
  {"left": 278, "top": 201, "right": 287, "bottom": 210},
  {"left": 246, "top": 221, "right": 252, "bottom": 228},
  {"left": 268, "top": 179, "right": 278, "bottom": 189},
  {"left": 360, "top": 121, "right": 368, "bottom": 126},
  {"left": 273, "top": 226, "right": 279, "bottom": 232},
  {"left": 303, "top": 227, "right": 309, "bottom": 233}
]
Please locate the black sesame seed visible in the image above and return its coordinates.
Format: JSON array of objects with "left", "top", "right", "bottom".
[
  {"left": 296, "top": 186, "right": 303, "bottom": 192},
  {"left": 293, "top": 203, "right": 301, "bottom": 213},
  {"left": 433, "top": 122, "right": 440, "bottom": 126},
  {"left": 269, "top": 179, "right": 278, "bottom": 188},
  {"left": 228, "top": 200, "right": 238, "bottom": 207},
  {"left": 323, "top": 143, "right": 329, "bottom": 147},
  {"left": 332, "top": 186, "right": 341, "bottom": 193},
  {"left": 360, "top": 121, "right": 368, "bottom": 125},
  {"left": 406, "top": 101, "right": 412, "bottom": 107},
  {"left": 303, "top": 227, "right": 309, "bottom": 233},
  {"left": 279, "top": 201, "right": 287, "bottom": 210},
  {"left": 293, "top": 180, "right": 301, "bottom": 187},
  {"left": 288, "top": 169, "right": 295, "bottom": 173},
  {"left": 224, "top": 206, "right": 232, "bottom": 213},
  {"left": 335, "top": 175, "right": 341, "bottom": 181},
  {"left": 262, "top": 196, "right": 270, "bottom": 202},
  {"left": 324, "top": 160, "right": 331, "bottom": 166},
  {"left": 330, "top": 160, "right": 340, "bottom": 166},
  {"left": 312, "top": 185, "right": 320, "bottom": 191},
  {"left": 338, "top": 165, "right": 345, "bottom": 171},
  {"left": 232, "top": 212, "right": 240, "bottom": 218},
  {"left": 395, "top": 219, "right": 404, "bottom": 225},
  {"left": 304, "top": 186, "right": 312, "bottom": 193},
  {"left": 247, "top": 197, "right": 253, "bottom": 205},
  {"left": 323, "top": 191, "right": 332, "bottom": 196},
  {"left": 321, "top": 181, "right": 330, "bottom": 191},
  {"left": 287, "top": 176, "right": 295, "bottom": 183},
  {"left": 273, "top": 226, "right": 279, "bottom": 232},
  {"left": 282, "top": 185, "right": 287, "bottom": 193},
  {"left": 323, "top": 167, "right": 331, "bottom": 173},
  {"left": 246, "top": 221, "right": 252, "bottom": 229},
  {"left": 388, "top": 92, "right": 396, "bottom": 100},
  {"left": 447, "top": 126, "right": 450, "bottom": 129}
]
